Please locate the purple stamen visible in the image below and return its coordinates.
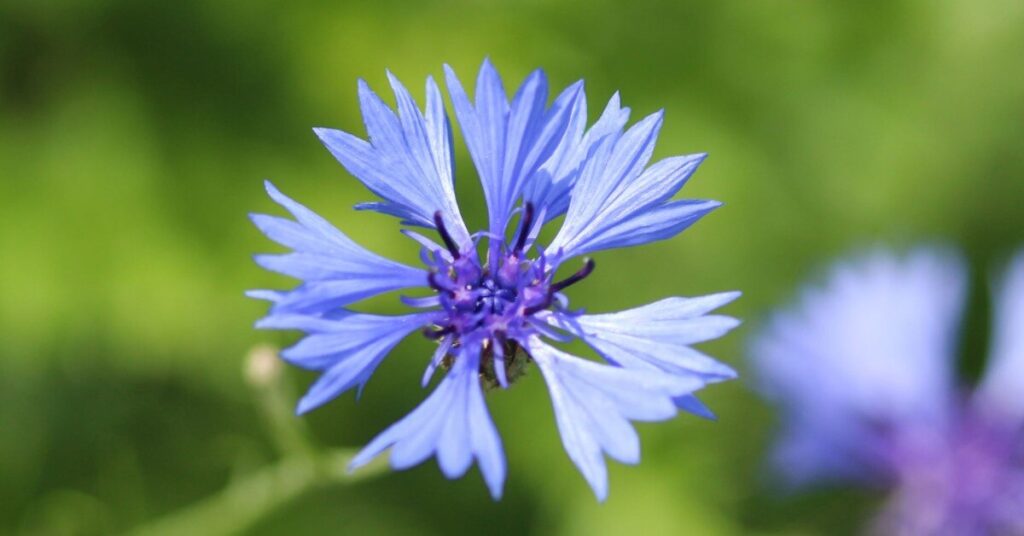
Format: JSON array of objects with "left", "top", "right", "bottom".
[
  {"left": 512, "top": 203, "right": 535, "bottom": 254},
  {"left": 428, "top": 271, "right": 459, "bottom": 293},
  {"left": 523, "top": 291, "right": 554, "bottom": 316},
  {"left": 551, "top": 258, "right": 596, "bottom": 293},
  {"left": 434, "top": 211, "right": 461, "bottom": 259}
]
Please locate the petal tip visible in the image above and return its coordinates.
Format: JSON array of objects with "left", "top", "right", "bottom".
[{"left": 295, "top": 400, "right": 314, "bottom": 416}]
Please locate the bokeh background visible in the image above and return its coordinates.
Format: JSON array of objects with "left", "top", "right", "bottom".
[{"left": 2, "top": 0, "right": 1023, "bottom": 534}]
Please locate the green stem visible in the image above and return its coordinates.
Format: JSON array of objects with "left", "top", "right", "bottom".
[{"left": 126, "top": 450, "right": 388, "bottom": 536}]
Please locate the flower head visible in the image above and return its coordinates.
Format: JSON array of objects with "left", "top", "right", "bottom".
[
  {"left": 250, "top": 60, "right": 739, "bottom": 500},
  {"left": 750, "top": 248, "right": 1024, "bottom": 534}
]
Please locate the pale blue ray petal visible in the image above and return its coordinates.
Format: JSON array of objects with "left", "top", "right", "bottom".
[
  {"left": 526, "top": 337, "right": 698, "bottom": 501},
  {"left": 583, "top": 111, "right": 664, "bottom": 206},
  {"left": 250, "top": 182, "right": 428, "bottom": 313},
  {"left": 424, "top": 76, "right": 455, "bottom": 195},
  {"left": 674, "top": 394, "right": 717, "bottom": 420},
  {"left": 562, "top": 356, "right": 702, "bottom": 421},
  {"left": 500, "top": 70, "right": 548, "bottom": 206},
  {"left": 445, "top": 60, "right": 581, "bottom": 239},
  {"left": 294, "top": 337, "right": 402, "bottom": 413},
  {"left": 562, "top": 377, "right": 641, "bottom": 463},
  {"left": 521, "top": 86, "right": 587, "bottom": 217},
  {"left": 593, "top": 338, "right": 737, "bottom": 383},
  {"left": 537, "top": 362, "right": 608, "bottom": 500},
  {"left": 548, "top": 293, "right": 740, "bottom": 383},
  {"left": 250, "top": 214, "right": 339, "bottom": 255},
  {"left": 386, "top": 71, "right": 440, "bottom": 186},
  {"left": 257, "top": 312, "right": 431, "bottom": 411},
  {"left": 609, "top": 153, "right": 707, "bottom": 211},
  {"left": 567, "top": 199, "right": 720, "bottom": 257},
  {"left": 467, "top": 370, "right": 507, "bottom": 498},
  {"left": 444, "top": 61, "right": 506, "bottom": 232},
  {"left": 313, "top": 73, "right": 469, "bottom": 246},
  {"left": 268, "top": 273, "right": 425, "bottom": 316},
  {"left": 548, "top": 109, "right": 718, "bottom": 259},
  {"left": 358, "top": 79, "right": 406, "bottom": 152},
  {"left": 560, "top": 111, "right": 663, "bottom": 232},
  {"left": 253, "top": 252, "right": 413, "bottom": 282},
  {"left": 524, "top": 91, "right": 631, "bottom": 221},
  {"left": 437, "top": 377, "right": 474, "bottom": 478},
  {"left": 257, "top": 181, "right": 362, "bottom": 251},
  {"left": 350, "top": 201, "right": 422, "bottom": 226},
  {"left": 312, "top": 126, "right": 413, "bottom": 219},
  {"left": 568, "top": 293, "right": 741, "bottom": 344},
  {"left": 349, "top": 345, "right": 506, "bottom": 499},
  {"left": 356, "top": 384, "right": 450, "bottom": 471},
  {"left": 507, "top": 79, "right": 582, "bottom": 216},
  {"left": 245, "top": 289, "right": 285, "bottom": 302},
  {"left": 389, "top": 394, "right": 449, "bottom": 470},
  {"left": 254, "top": 312, "right": 348, "bottom": 333}
]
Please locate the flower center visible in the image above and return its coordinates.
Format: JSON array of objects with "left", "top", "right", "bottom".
[
  {"left": 424, "top": 251, "right": 550, "bottom": 337},
  {"left": 422, "top": 206, "right": 595, "bottom": 387},
  {"left": 478, "top": 279, "right": 518, "bottom": 314}
]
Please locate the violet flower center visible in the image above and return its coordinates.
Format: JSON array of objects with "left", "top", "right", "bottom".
[{"left": 423, "top": 204, "right": 594, "bottom": 387}]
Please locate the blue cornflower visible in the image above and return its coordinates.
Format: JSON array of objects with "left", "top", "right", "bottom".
[
  {"left": 751, "top": 248, "right": 1024, "bottom": 534},
  {"left": 250, "top": 60, "right": 740, "bottom": 500}
]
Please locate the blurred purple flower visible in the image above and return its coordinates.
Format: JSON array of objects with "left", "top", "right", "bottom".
[
  {"left": 751, "top": 248, "right": 1024, "bottom": 534},
  {"left": 249, "top": 60, "right": 740, "bottom": 500}
]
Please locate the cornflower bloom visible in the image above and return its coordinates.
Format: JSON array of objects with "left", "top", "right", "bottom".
[
  {"left": 751, "top": 248, "right": 1024, "bottom": 534},
  {"left": 250, "top": 60, "right": 740, "bottom": 500}
]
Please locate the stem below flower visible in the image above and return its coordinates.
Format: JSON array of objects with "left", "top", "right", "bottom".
[{"left": 127, "top": 450, "right": 389, "bottom": 536}]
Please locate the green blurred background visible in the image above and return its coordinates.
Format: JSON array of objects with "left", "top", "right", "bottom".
[{"left": 2, "top": 0, "right": 1023, "bottom": 534}]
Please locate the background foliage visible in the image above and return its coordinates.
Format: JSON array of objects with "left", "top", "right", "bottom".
[{"left": 2, "top": 0, "right": 1023, "bottom": 534}]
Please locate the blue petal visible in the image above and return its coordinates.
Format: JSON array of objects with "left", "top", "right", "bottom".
[
  {"left": 349, "top": 344, "right": 506, "bottom": 499},
  {"left": 256, "top": 311, "right": 433, "bottom": 411},
  {"left": 313, "top": 73, "right": 469, "bottom": 247},
  {"left": 520, "top": 85, "right": 586, "bottom": 218},
  {"left": 421, "top": 336, "right": 453, "bottom": 387},
  {"left": 525, "top": 337, "right": 703, "bottom": 501},
  {"left": 250, "top": 181, "right": 427, "bottom": 313},
  {"left": 254, "top": 312, "right": 344, "bottom": 333},
  {"left": 523, "top": 92, "right": 631, "bottom": 221},
  {"left": 254, "top": 252, "right": 408, "bottom": 282},
  {"left": 444, "top": 60, "right": 506, "bottom": 235},
  {"left": 749, "top": 247, "right": 967, "bottom": 484},
  {"left": 977, "top": 250, "right": 1024, "bottom": 421},
  {"left": 245, "top": 289, "right": 285, "bottom": 302},
  {"left": 444, "top": 60, "right": 581, "bottom": 239},
  {"left": 265, "top": 278, "right": 425, "bottom": 316},
  {"left": 673, "top": 394, "right": 717, "bottom": 420},
  {"left": 549, "top": 293, "right": 741, "bottom": 383},
  {"left": 351, "top": 201, "right": 423, "bottom": 227},
  {"left": 572, "top": 199, "right": 720, "bottom": 253},
  {"left": 547, "top": 108, "right": 715, "bottom": 259}
]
